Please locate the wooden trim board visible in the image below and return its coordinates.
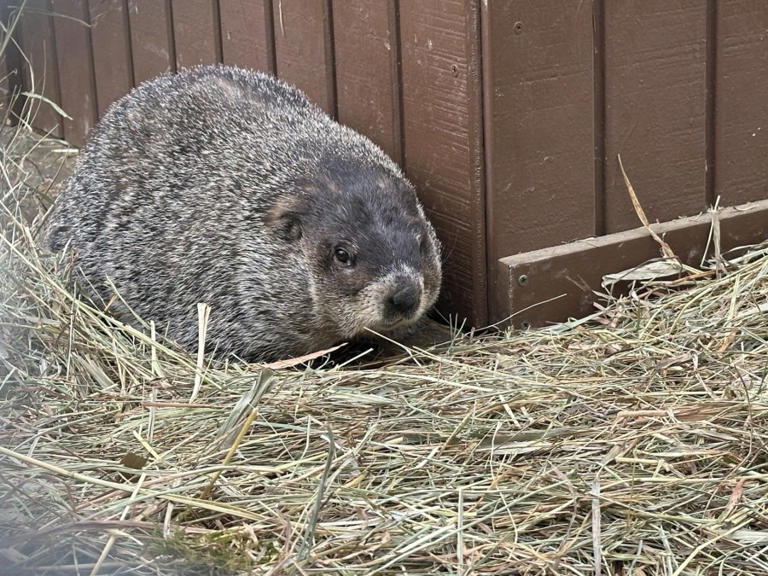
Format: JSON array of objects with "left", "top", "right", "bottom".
[{"left": 494, "top": 199, "right": 768, "bottom": 329}]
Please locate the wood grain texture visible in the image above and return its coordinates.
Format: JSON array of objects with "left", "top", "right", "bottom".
[
  {"left": 0, "top": 26, "right": 7, "bottom": 114},
  {"left": 51, "top": 0, "right": 96, "bottom": 146},
  {"left": 714, "top": 0, "right": 768, "bottom": 205},
  {"left": 171, "top": 0, "right": 220, "bottom": 68},
  {"left": 272, "top": 0, "right": 333, "bottom": 113},
  {"left": 89, "top": 0, "right": 133, "bottom": 116},
  {"left": 603, "top": 0, "right": 708, "bottom": 233},
  {"left": 15, "top": 1, "right": 768, "bottom": 328},
  {"left": 400, "top": 0, "right": 486, "bottom": 325},
  {"left": 20, "top": 0, "right": 62, "bottom": 137},
  {"left": 332, "top": 0, "right": 399, "bottom": 161},
  {"left": 220, "top": 0, "right": 274, "bottom": 71},
  {"left": 482, "top": 1, "right": 595, "bottom": 262},
  {"left": 497, "top": 198, "right": 768, "bottom": 328},
  {"left": 0, "top": 4, "right": 24, "bottom": 117},
  {"left": 127, "top": 0, "right": 173, "bottom": 84}
]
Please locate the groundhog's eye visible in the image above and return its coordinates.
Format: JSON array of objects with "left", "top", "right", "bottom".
[{"left": 333, "top": 247, "right": 352, "bottom": 266}]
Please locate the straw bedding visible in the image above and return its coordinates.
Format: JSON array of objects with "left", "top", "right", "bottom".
[{"left": 2, "top": 123, "right": 768, "bottom": 576}]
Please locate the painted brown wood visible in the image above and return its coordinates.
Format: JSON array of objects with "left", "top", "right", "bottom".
[
  {"left": 127, "top": 0, "right": 173, "bottom": 84},
  {"left": 496, "top": 198, "right": 768, "bottom": 329},
  {"left": 89, "top": 0, "right": 133, "bottom": 117},
  {"left": 171, "top": 0, "right": 219, "bottom": 68},
  {"left": 0, "top": 3, "right": 24, "bottom": 119},
  {"left": 332, "top": 0, "right": 399, "bottom": 163},
  {"left": 0, "top": 70, "right": 6, "bottom": 122},
  {"left": 272, "top": 0, "right": 333, "bottom": 113},
  {"left": 15, "top": 1, "right": 768, "bottom": 328},
  {"left": 0, "top": 17, "right": 7, "bottom": 115},
  {"left": 400, "top": 0, "right": 486, "bottom": 325},
  {"left": 220, "top": 0, "right": 274, "bottom": 72},
  {"left": 1, "top": 7, "right": 9, "bottom": 112},
  {"left": 20, "top": 0, "right": 62, "bottom": 137},
  {"left": 714, "top": 0, "right": 768, "bottom": 206},
  {"left": 603, "top": 1, "right": 708, "bottom": 233},
  {"left": 51, "top": 0, "right": 96, "bottom": 146},
  {"left": 482, "top": 0, "right": 595, "bottom": 319}
]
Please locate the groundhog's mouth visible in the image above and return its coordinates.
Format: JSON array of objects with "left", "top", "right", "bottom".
[
  {"left": 380, "top": 319, "right": 405, "bottom": 331},
  {"left": 368, "top": 315, "right": 418, "bottom": 334}
]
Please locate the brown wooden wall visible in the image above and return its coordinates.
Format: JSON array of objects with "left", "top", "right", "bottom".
[
  {"left": 6, "top": 1, "right": 768, "bottom": 328},
  {"left": 482, "top": 0, "right": 768, "bottom": 322},
  {"left": 8, "top": 0, "right": 486, "bottom": 326}
]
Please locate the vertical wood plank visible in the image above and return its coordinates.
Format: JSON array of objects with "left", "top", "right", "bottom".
[
  {"left": 89, "top": 0, "right": 133, "bottom": 116},
  {"left": 0, "top": 4, "right": 24, "bottom": 119},
  {"left": 272, "top": 0, "right": 333, "bottom": 113},
  {"left": 714, "top": 0, "right": 768, "bottom": 206},
  {"left": 220, "top": 0, "right": 274, "bottom": 72},
  {"left": 51, "top": 0, "right": 97, "bottom": 146},
  {"left": 400, "top": 0, "right": 486, "bottom": 325},
  {"left": 127, "top": 0, "right": 173, "bottom": 84},
  {"left": 171, "top": 0, "right": 220, "bottom": 68},
  {"left": 0, "top": 9, "right": 7, "bottom": 113},
  {"left": 482, "top": 1, "right": 595, "bottom": 291},
  {"left": 20, "top": 0, "right": 62, "bottom": 137},
  {"left": 603, "top": 1, "right": 708, "bottom": 233},
  {"left": 332, "top": 0, "right": 399, "bottom": 161}
]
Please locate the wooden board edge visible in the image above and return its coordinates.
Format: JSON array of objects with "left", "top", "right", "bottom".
[{"left": 494, "top": 198, "right": 768, "bottom": 328}]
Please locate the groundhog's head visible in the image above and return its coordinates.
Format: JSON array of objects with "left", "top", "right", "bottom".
[{"left": 266, "top": 159, "right": 442, "bottom": 341}]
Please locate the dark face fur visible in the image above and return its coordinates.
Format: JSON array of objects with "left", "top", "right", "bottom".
[{"left": 267, "top": 161, "right": 441, "bottom": 340}]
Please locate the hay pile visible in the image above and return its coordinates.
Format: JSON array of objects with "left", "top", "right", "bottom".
[{"left": 2, "top": 126, "right": 768, "bottom": 576}]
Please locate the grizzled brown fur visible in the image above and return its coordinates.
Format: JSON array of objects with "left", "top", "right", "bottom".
[{"left": 45, "top": 65, "right": 441, "bottom": 361}]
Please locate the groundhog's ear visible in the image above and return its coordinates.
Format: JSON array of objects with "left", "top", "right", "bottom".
[{"left": 265, "top": 200, "right": 303, "bottom": 241}]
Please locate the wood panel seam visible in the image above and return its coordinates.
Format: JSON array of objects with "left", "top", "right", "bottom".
[
  {"left": 705, "top": 0, "right": 718, "bottom": 208},
  {"left": 477, "top": 0, "right": 493, "bottom": 324},
  {"left": 265, "top": 0, "right": 276, "bottom": 75},
  {"left": 593, "top": 0, "right": 606, "bottom": 237},
  {"left": 83, "top": 0, "right": 100, "bottom": 118},
  {"left": 121, "top": 0, "right": 136, "bottom": 88},
  {"left": 212, "top": 0, "right": 223, "bottom": 63},
  {"left": 165, "top": 0, "right": 176, "bottom": 72},
  {"left": 322, "top": 0, "right": 337, "bottom": 118},
  {"left": 47, "top": 0, "right": 63, "bottom": 136},
  {"left": 388, "top": 0, "right": 404, "bottom": 167}
]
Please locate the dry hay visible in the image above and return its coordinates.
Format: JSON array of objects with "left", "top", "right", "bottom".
[{"left": 2, "top": 86, "right": 768, "bottom": 576}]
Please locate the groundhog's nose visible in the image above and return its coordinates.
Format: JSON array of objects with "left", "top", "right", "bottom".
[{"left": 388, "top": 282, "right": 421, "bottom": 318}]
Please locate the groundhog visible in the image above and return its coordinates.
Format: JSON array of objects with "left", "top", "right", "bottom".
[{"left": 45, "top": 65, "right": 442, "bottom": 362}]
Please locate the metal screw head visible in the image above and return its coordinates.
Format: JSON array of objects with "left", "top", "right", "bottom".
[{"left": 517, "top": 274, "right": 528, "bottom": 287}]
